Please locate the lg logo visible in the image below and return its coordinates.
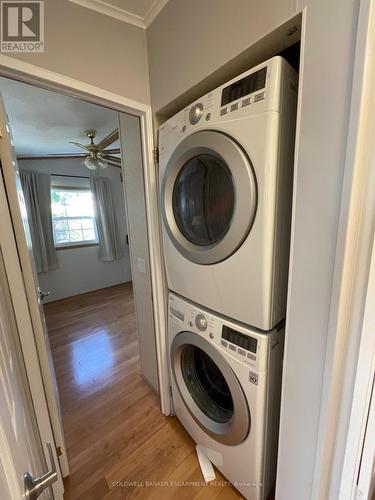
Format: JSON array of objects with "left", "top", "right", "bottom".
[
  {"left": 249, "top": 371, "right": 258, "bottom": 386},
  {"left": 1, "top": 1, "right": 44, "bottom": 52}
]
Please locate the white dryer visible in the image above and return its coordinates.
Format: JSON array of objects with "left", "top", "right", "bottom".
[
  {"left": 159, "top": 56, "right": 297, "bottom": 330},
  {"left": 168, "top": 293, "right": 284, "bottom": 500}
]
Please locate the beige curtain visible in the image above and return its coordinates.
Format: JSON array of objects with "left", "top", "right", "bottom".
[
  {"left": 20, "top": 170, "right": 58, "bottom": 273},
  {"left": 90, "top": 175, "right": 122, "bottom": 261}
]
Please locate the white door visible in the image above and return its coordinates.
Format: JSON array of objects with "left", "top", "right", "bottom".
[
  {"left": 0, "top": 93, "right": 68, "bottom": 476},
  {"left": 119, "top": 113, "right": 159, "bottom": 391},
  {"left": 0, "top": 246, "right": 61, "bottom": 499}
]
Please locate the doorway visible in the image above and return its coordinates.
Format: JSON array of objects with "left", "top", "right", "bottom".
[{"left": 0, "top": 76, "right": 160, "bottom": 497}]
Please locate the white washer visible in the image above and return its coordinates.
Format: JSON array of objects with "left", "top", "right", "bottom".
[
  {"left": 168, "top": 293, "right": 284, "bottom": 500},
  {"left": 160, "top": 56, "right": 298, "bottom": 330}
]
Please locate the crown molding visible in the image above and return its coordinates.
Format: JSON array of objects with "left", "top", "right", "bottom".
[
  {"left": 68, "top": 0, "right": 168, "bottom": 29},
  {"left": 144, "top": 0, "right": 169, "bottom": 27}
]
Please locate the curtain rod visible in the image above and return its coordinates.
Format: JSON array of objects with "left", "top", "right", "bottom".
[{"left": 50, "top": 174, "right": 89, "bottom": 179}]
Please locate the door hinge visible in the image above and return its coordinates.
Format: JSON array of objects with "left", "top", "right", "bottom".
[
  {"left": 153, "top": 147, "right": 159, "bottom": 164},
  {"left": 56, "top": 446, "right": 62, "bottom": 457}
]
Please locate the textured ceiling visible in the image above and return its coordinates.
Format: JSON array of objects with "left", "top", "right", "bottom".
[{"left": 0, "top": 77, "right": 119, "bottom": 156}]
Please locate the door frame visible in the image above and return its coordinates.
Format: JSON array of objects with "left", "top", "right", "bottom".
[
  {"left": 309, "top": 0, "right": 375, "bottom": 497},
  {"left": 339, "top": 234, "right": 375, "bottom": 500},
  {"left": 0, "top": 53, "right": 171, "bottom": 428}
]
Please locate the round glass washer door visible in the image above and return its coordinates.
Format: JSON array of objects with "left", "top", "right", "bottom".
[
  {"left": 161, "top": 130, "right": 257, "bottom": 265},
  {"left": 171, "top": 331, "right": 250, "bottom": 446}
]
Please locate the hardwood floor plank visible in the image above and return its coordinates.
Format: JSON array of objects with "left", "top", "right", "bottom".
[{"left": 44, "top": 284, "right": 242, "bottom": 500}]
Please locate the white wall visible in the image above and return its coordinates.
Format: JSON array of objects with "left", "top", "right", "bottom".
[
  {"left": 147, "top": 1, "right": 359, "bottom": 499},
  {"left": 7, "top": 0, "right": 150, "bottom": 104},
  {"left": 147, "top": 0, "right": 296, "bottom": 113},
  {"left": 19, "top": 158, "right": 132, "bottom": 302}
]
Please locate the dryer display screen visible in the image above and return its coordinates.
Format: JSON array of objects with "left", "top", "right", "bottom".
[
  {"left": 221, "top": 67, "right": 267, "bottom": 106},
  {"left": 222, "top": 326, "right": 257, "bottom": 353}
]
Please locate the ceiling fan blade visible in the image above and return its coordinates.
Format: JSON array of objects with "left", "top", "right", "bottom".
[
  {"left": 104, "top": 154, "right": 121, "bottom": 161},
  {"left": 47, "top": 153, "right": 85, "bottom": 157},
  {"left": 69, "top": 141, "right": 90, "bottom": 152},
  {"left": 18, "top": 153, "right": 86, "bottom": 160},
  {"left": 103, "top": 155, "right": 122, "bottom": 165},
  {"left": 106, "top": 159, "right": 122, "bottom": 169},
  {"left": 98, "top": 129, "right": 119, "bottom": 150},
  {"left": 104, "top": 148, "right": 121, "bottom": 154}
]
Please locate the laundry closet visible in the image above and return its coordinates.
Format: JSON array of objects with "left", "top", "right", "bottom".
[
  {"left": 147, "top": 3, "right": 362, "bottom": 497},
  {"left": 157, "top": 23, "right": 301, "bottom": 499}
]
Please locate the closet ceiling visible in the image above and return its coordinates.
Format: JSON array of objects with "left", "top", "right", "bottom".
[{"left": 0, "top": 77, "right": 120, "bottom": 157}]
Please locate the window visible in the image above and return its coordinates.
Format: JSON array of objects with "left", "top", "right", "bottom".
[{"left": 51, "top": 187, "right": 98, "bottom": 248}]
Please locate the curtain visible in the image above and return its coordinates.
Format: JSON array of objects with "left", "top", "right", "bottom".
[
  {"left": 90, "top": 175, "right": 122, "bottom": 261},
  {"left": 20, "top": 171, "right": 58, "bottom": 273}
]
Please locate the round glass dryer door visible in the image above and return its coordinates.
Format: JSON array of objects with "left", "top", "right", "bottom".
[
  {"left": 171, "top": 331, "right": 250, "bottom": 445},
  {"left": 162, "top": 130, "right": 257, "bottom": 264}
]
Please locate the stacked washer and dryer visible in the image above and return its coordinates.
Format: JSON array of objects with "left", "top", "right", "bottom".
[{"left": 159, "top": 56, "right": 298, "bottom": 500}]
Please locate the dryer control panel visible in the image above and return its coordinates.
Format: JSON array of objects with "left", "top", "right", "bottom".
[
  {"left": 221, "top": 67, "right": 267, "bottom": 107},
  {"left": 159, "top": 55, "right": 298, "bottom": 162}
]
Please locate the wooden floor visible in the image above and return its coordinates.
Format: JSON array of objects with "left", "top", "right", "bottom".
[{"left": 45, "top": 283, "right": 242, "bottom": 500}]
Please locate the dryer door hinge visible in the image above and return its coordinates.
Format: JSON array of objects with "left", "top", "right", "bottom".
[{"left": 153, "top": 147, "right": 159, "bottom": 164}]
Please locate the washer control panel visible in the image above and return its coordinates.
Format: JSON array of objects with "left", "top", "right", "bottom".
[{"left": 168, "top": 293, "right": 278, "bottom": 371}]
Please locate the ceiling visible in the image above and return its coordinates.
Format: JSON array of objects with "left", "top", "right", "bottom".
[
  {"left": 68, "top": 0, "right": 169, "bottom": 28},
  {"left": 0, "top": 76, "right": 119, "bottom": 157}
]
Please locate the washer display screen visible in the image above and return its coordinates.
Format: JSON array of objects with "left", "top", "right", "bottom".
[{"left": 222, "top": 326, "right": 257, "bottom": 353}]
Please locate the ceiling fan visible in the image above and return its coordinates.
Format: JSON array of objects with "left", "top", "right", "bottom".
[{"left": 68, "top": 129, "right": 122, "bottom": 170}]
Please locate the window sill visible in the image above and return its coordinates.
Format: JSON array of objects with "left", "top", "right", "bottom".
[{"left": 56, "top": 243, "right": 99, "bottom": 251}]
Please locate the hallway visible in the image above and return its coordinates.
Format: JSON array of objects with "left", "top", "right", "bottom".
[{"left": 45, "top": 283, "right": 241, "bottom": 499}]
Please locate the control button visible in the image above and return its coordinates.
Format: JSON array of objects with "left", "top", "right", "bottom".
[
  {"left": 209, "top": 332, "right": 214, "bottom": 339},
  {"left": 195, "top": 314, "right": 207, "bottom": 331},
  {"left": 242, "top": 97, "right": 251, "bottom": 107},
  {"left": 238, "top": 348, "right": 246, "bottom": 356},
  {"left": 230, "top": 103, "right": 239, "bottom": 111},
  {"left": 229, "top": 344, "right": 236, "bottom": 352},
  {"left": 182, "top": 125, "right": 187, "bottom": 132},
  {"left": 189, "top": 321, "right": 193, "bottom": 327},
  {"left": 247, "top": 353, "right": 256, "bottom": 360},
  {"left": 254, "top": 92, "right": 265, "bottom": 102},
  {"left": 220, "top": 107, "right": 228, "bottom": 116},
  {"left": 189, "top": 103, "right": 203, "bottom": 125},
  {"left": 205, "top": 112, "right": 212, "bottom": 121},
  {"left": 221, "top": 340, "right": 228, "bottom": 347}
]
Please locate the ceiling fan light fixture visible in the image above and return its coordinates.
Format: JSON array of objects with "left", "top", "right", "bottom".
[
  {"left": 98, "top": 158, "right": 108, "bottom": 169},
  {"left": 83, "top": 156, "right": 97, "bottom": 170},
  {"left": 72, "top": 129, "right": 120, "bottom": 170}
]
